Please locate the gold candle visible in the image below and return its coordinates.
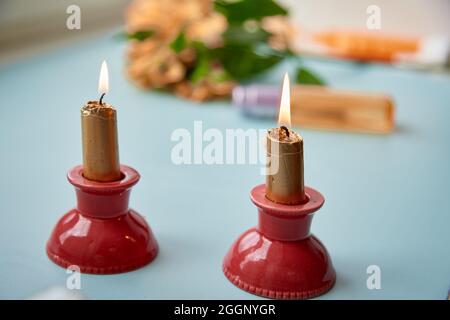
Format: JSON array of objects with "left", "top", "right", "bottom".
[
  {"left": 266, "top": 73, "right": 306, "bottom": 205},
  {"left": 81, "top": 61, "right": 121, "bottom": 182}
]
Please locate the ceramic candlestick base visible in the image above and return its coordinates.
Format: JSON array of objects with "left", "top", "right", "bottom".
[
  {"left": 223, "top": 184, "right": 335, "bottom": 299},
  {"left": 46, "top": 165, "right": 158, "bottom": 274}
]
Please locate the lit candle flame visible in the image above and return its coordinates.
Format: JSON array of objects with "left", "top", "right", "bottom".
[
  {"left": 278, "top": 72, "right": 291, "bottom": 128},
  {"left": 98, "top": 60, "right": 109, "bottom": 94}
]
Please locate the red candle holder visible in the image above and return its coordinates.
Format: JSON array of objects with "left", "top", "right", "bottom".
[
  {"left": 46, "top": 165, "right": 158, "bottom": 274},
  {"left": 223, "top": 184, "right": 335, "bottom": 299}
]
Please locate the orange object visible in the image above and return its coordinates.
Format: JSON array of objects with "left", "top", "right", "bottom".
[
  {"left": 314, "top": 30, "right": 420, "bottom": 62},
  {"left": 233, "top": 85, "right": 395, "bottom": 134}
]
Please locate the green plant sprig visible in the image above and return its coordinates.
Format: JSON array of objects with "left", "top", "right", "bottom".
[{"left": 124, "top": 0, "right": 325, "bottom": 86}]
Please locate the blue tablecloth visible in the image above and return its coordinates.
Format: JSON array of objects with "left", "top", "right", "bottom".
[{"left": 0, "top": 33, "right": 449, "bottom": 299}]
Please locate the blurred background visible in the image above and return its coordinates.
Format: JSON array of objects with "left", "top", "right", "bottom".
[
  {"left": 1, "top": 0, "right": 450, "bottom": 300},
  {"left": 1, "top": 0, "right": 449, "bottom": 64}
]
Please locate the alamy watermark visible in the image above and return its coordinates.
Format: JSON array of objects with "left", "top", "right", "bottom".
[
  {"left": 366, "top": 265, "right": 382, "bottom": 290},
  {"left": 171, "top": 121, "right": 281, "bottom": 175},
  {"left": 66, "top": 265, "right": 81, "bottom": 290},
  {"left": 66, "top": 5, "right": 81, "bottom": 30},
  {"left": 366, "top": 5, "right": 381, "bottom": 30}
]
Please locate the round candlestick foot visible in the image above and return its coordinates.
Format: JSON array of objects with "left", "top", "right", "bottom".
[
  {"left": 46, "top": 165, "right": 158, "bottom": 274},
  {"left": 222, "top": 184, "right": 335, "bottom": 299}
]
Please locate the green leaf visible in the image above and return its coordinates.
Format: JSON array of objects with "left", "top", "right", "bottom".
[
  {"left": 295, "top": 67, "right": 326, "bottom": 85},
  {"left": 189, "top": 58, "right": 210, "bottom": 83},
  {"left": 187, "top": 41, "right": 211, "bottom": 83},
  {"left": 210, "top": 68, "right": 233, "bottom": 82},
  {"left": 120, "top": 30, "right": 154, "bottom": 41},
  {"left": 222, "top": 24, "right": 271, "bottom": 44},
  {"left": 215, "top": 0, "right": 288, "bottom": 23},
  {"left": 170, "top": 32, "right": 187, "bottom": 53},
  {"left": 212, "top": 43, "right": 285, "bottom": 80}
]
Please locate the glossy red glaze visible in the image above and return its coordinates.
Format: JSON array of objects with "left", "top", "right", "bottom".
[
  {"left": 223, "top": 184, "right": 335, "bottom": 299},
  {"left": 46, "top": 165, "right": 158, "bottom": 274}
]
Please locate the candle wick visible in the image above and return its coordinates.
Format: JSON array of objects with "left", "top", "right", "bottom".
[
  {"left": 99, "top": 93, "right": 106, "bottom": 105},
  {"left": 280, "top": 125, "right": 290, "bottom": 138}
]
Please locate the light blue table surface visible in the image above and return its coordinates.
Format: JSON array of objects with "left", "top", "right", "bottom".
[{"left": 0, "top": 32, "right": 449, "bottom": 300}]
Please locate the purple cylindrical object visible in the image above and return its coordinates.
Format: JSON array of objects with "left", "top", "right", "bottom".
[{"left": 232, "top": 85, "right": 280, "bottom": 118}]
